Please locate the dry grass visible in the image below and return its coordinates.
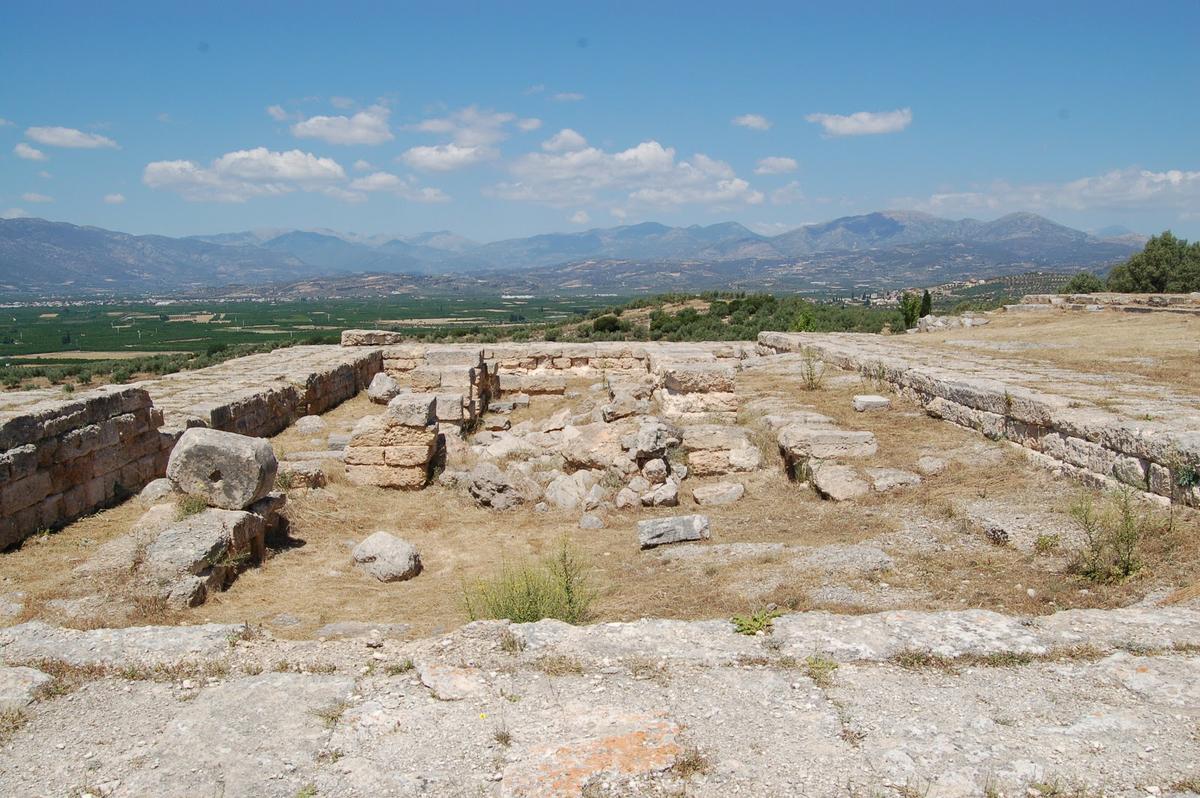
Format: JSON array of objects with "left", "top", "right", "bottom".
[
  {"left": 906, "top": 311, "right": 1200, "bottom": 395},
  {"left": 3, "top": 352, "right": 1197, "bottom": 640}
]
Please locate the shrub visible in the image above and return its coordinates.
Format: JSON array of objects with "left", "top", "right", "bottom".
[
  {"left": 731, "top": 607, "right": 782, "bottom": 635},
  {"left": 799, "top": 348, "right": 825, "bottom": 390},
  {"left": 899, "top": 292, "right": 921, "bottom": 329},
  {"left": 1063, "top": 271, "right": 1105, "bottom": 293},
  {"left": 175, "top": 494, "right": 208, "bottom": 520},
  {"left": 463, "top": 538, "right": 597, "bottom": 625},
  {"left": 1069, "top": 489, "right": 1170, "bottom": 583}
]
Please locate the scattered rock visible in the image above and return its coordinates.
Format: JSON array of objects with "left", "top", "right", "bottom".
[
  {"left": 277, "top": 460, "right": 327, "bottom": 489},
  {"left": 692, "top": 481, "right": 745, "bottom": 505},
  {"left": 642, "top": 458, "right": 669, "bottom": 485},
  {"left": 417, "top": 661, "right": 488, "bottom": 701},
  {"left": 809, "top": 462, "right": 870, "bottom": 502},
  {"left": 916, "top": 455, "right": 947, "bottom": 476},
  {"left": 852, "top": 394, "right": 891, "bottom": 412},
  {"left": 166, "top": 428, "right": 278, "bottom": 510},
  {"left": 614, "top": 488, "right": 639, "bottom": 510},
  {"left": 469, "top": 463, "right": 536, "bottom": 510},
  {"left": 641, "top": 479, "right": 679, "bottom": 507},
  {"left": 294, "top": 415, "right": 327, "bottom": 435},
  {"left": 137, "top": 477, "right": 176, "bottom": 505},
  {"left": 352, "top": 531, "right": 422, "bottom": 582},
  {"left": 866, "top": 467, "right": 921, "bottom": 492},
  {"left": 366, "top": 373, "right": 403, "bottom": 404},
  {"left": 0, "top": 666, "right": 51, "bottom": 712},
  {"left": 638, "top": 514, "right": 710, "bottom": 549},
  {"left": 579, "top": 513, "right": 605, "bottom": 529}
]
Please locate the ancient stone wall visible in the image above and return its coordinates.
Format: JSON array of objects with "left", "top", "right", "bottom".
[
  {"left": 758, "top": 331, "right": 1200, "bottom": 506},
  {"left": 1011, "top": 292, "right": 1200, "bottom": 315},
  {"left": 0, "top": 346, "right": 382, "bottom": 548},
  {"left": 0, "top": 386, "right": 167, "bottom": 547}
]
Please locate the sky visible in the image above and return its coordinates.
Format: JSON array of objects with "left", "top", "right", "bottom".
[{"left": 2, "top": 0, "right": 1199, "bottom": 242}]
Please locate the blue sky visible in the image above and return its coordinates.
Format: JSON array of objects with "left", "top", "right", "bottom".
[{"left": 2, "top": 0, "right": 1198, "bottom": 241}]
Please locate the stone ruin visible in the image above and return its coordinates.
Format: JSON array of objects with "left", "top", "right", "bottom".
[{"left": 1, "top": 324, "right": 1200, "bottom": 797}]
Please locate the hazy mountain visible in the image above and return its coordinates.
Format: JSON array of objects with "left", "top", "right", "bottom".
[
  {"left": 0, "top": 218, "right": 311, "bottom": 293},
  {"left": 0, "top": 211, "right": 1141, "bottom": 296}
]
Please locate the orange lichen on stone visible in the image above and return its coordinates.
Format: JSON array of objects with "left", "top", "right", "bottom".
[{"left": 501, "top": 713, "right": 682, "bottom": 797}]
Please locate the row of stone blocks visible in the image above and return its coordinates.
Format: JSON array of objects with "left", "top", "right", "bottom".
[
  {"left": 757, "top": 331, "right": 1200, "bottom": 506},
  {"left": 0, "top": 347, "right": 385, "bottom": 549},
  {"left": 0, "top": 386, "right": 170, "bottom": 549}
]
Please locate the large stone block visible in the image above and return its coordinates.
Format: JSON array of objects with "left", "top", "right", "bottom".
[{"left": 166, "top": 428, "right": 278, "bottom": 510}]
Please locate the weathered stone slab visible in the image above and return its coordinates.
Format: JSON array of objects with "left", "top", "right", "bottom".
[{"left": 638, "top": 515, "right": 710, "bottom": 549}]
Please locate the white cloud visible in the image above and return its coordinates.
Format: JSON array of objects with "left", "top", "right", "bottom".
[
  {"left": 516, "top": 118, "right": 542, "bottom": 132},
  {"left": 157, "top": 112, "right": 172, "bottom": 124},
  {"left": 330, "top": 96, "right": 355, "bottom": 109},
  {"left": 291, "top": 104, "right": 393, "bottom": 145},
  {"left": 1, "top": 208, "right": 30, "bottom": 218},
  {"left": 0, "top": 118, "right": 12, "bottom": 126},
  {"left": 266, "top": 105, "right": 290, "bottom": 121},
  {"left": 898, "top": 167, "right": 1200, "bottom": 216},
  {"left": 143, "top": 147, "right": 347, "bottom": 202},
  {"left": 353, "top": 159, "right": 373, "bottom": 172},
  {"left": 411, "top": 105, "right": 516, "bottom": 147},
  {"left": 401, "top": 143, "right": 492, "bottom": 171},
  {"left": 347, "top": 171, "right": 450, "bottom": 203},
  {"left": 551, "top": 92, "right": 585, "bottom": 102},
  {"left": 489, "top": 138, "right": 763, "bottom": 210},
  {"left": 732, "top": 114, "right": 771, "bottom": 131},
  {"left": 25, "top": 126, "right": 118, "bottom": 149},
  {"left": 755, "top": 156, "right": 798, "bottom": 175},
  {"left": 541, "top": 128, "right": 588, "bottom": 153},
  {"left": 14, "top": 142, "right": 47, "bottom": 161},
  {"left": 771, "top": 181, "right": 804, "bottom": 205},
  {"left": 103, "top": 193, "right": 126, "bottom": 204},
  {"left": 610, "top": 207, "right": 627, "bottom": 220},
  {"left": 569, "top": 210, "right": 590, "bottom": 224},
  {"left": 805, "top": 108, "right": 912, "bottom": 136},
  {"left": 38, "top": 171, "right": 51, "bottom": 179},
  {"left": 523, "top": 84, "right": 546, "bottom": 95},
  {"left": 21, "top": 192, "right": 52, "bottom": 203}
]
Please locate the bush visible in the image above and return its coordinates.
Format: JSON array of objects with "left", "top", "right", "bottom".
[
  {"left": 1106, "top": 231, "right": 1200, "bottom": 293},
  {"left": 899, "top": 292, "right": 921, "bottom": 329},
  {"left": 463, "top": 539, "right": 597, "bottom": 624},
  {"left": 591, "top": 314, "right": 621, "bottom": 333},
  {"left": 1063, "top": 271, "right": 1105, "bottom": 293},
  {"left": 1069, "top": 489, "right": 1170, "bottom": 583}
]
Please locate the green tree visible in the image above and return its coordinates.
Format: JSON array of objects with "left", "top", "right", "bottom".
[
  {"left": 899, "top": 292, "right": 921, "bottom": 329},
  {"left": 919, "top": 289, "right": 933, "bottom": 318},
  {"left": 1106, "top": 231, "right": 1200, "bottom": 293},
  {"left": 1063, "top": 271, "right": 1105, "bottom": 293}
]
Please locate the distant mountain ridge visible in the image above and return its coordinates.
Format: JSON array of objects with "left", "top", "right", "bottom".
[{"left": 0, "top": 211, "right": 1142, "bottom": 295}]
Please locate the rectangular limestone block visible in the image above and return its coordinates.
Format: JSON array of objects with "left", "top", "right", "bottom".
[
  {"left": 662, "top": 364, "right": 736, "bottom": 394},
  {"left": 498, "top": 373, "right": 567, "bottom": 395},
  {"left": 345, "top": 464, "right": 430, "bottom": 490},
  {"left": 349, "top": 415, "right": 438, "bottom": 448},
  {"left": 341, "top": 329, "right": 406, "bottom": 346}
]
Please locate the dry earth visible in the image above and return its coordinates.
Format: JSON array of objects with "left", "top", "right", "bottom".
[{"left": 1, "top": 310, "right": 1198, "bottom": 797}]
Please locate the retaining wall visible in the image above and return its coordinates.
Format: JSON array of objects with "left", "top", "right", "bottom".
[
  {"left": 757, "top": 331, "right": 1200, "bottom": 507},
  {"left": 0, "top": 346, "right": 382, "bottom": 547}
]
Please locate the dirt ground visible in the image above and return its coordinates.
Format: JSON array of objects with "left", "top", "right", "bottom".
[
  {"left": 3, "top": 349, "right": 1195, "bottom": 640},
  {"left": 909, "top": 309, "right": 1200, "bottom": 394}
]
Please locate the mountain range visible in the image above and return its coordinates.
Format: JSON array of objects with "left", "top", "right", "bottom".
[{"left": 0, "top": 211, "right": 1143, "bottom": 296}]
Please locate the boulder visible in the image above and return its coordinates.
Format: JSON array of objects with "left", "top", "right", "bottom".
[
  {"left": 852, "top": 395, "right": 891, "bottom": 412},
  {"left": 614, "top": 487, "right": 639, "bottom": 509},
  {"left": 809, "top": 463, "right": 870, "bottom": 502},
  {"left": 601, "top": 393, "right": 650, "bottom": 422},
  {"left": 138, "top": 477, "right": 176, "bottom": 505},
  {"left": 367, "top": 373, "right": 402, "bottom": 405},
  {"left": 143, "top": 508, "right": 267, "bottom": 607},
  {"left": 468, "top": 463, "right": 534, "bottom": 510},
  {"left": 638, "top": 515, "right": 710, "bottom": 549},
  {"left": 642, "top": 458, "right": 669, "bottom": 485},
  {"left": 692, "top": 482, "right": 745, "bottom": 506},
  {"left": 662, "top": 363, "right": 735, "bottom": 393},
  {"left": 627, "top": 418, "right": 683, "bottom": 461},
  {"left": 166, "top": 428, "right": 278, "bottom": 510},
  {"left": 641, "top": 479, "right": 679, "bottom": 507},
  {"left": 352, "top": 532, "right": 422, "bottom": 582},
  {"left": 579, "top": 513, "right": 605, "bottom": 530},
  {"left": 544, "top": 470, "right": 601, "bottom": 511},
  {"left": 294, "top": 415, "right": 327, "bottom": 435}
]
